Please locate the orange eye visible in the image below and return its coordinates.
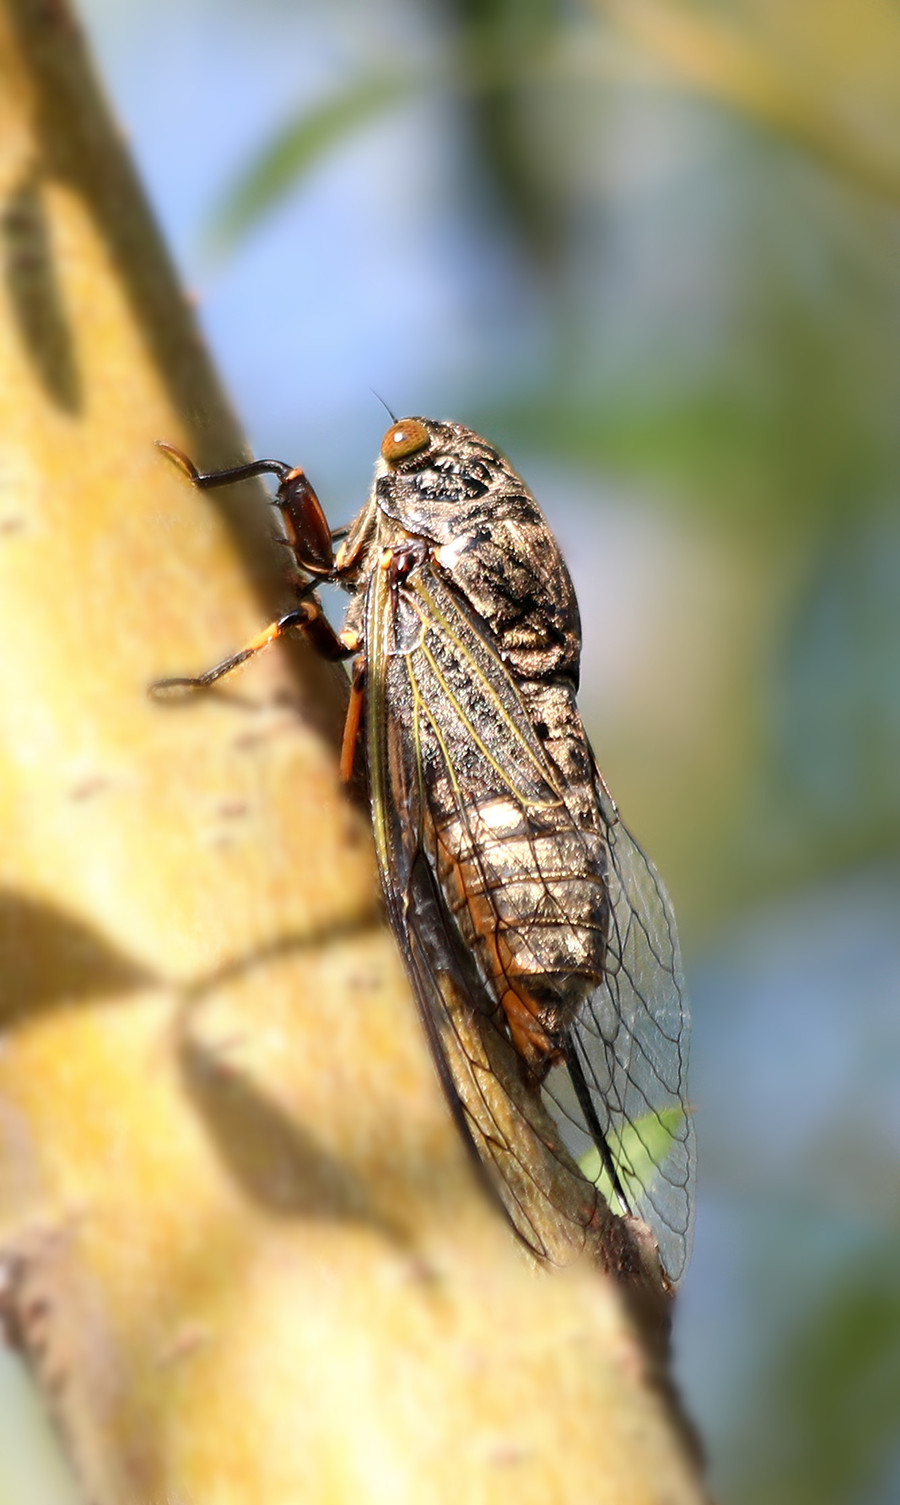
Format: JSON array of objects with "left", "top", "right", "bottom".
[{"left": 381, "top": 418, "right": 430, "bottom": 463}]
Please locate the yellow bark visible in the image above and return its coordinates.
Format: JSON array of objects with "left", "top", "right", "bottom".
[{"left": 0, "top": 3, "right": 706, "bottom": 1501}]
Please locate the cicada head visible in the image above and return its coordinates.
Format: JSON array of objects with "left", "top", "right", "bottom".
[{"left": 375, "top": 417, "right": 509, "bottom": 543}]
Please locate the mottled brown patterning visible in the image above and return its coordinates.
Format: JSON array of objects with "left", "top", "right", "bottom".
[{"left": 152, "top": 416, "right": 696, "bottom": 1288}]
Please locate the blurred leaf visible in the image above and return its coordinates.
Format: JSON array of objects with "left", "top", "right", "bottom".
[
  {"left": 448, "top": 0, "right": 570, "bottom": 264},
  {"left": 580, "top": 1106, "right": 686, "bottom": 1208},
  {"left": 741, "top": 508, "right": 900, "bottom": 890},
  {"left": 211, "top": 4, "right": 575, "bottom": 266},
  {"left": 487, "top": 390, "right": 862, "bottom": 525},
  {"left": 209, "top": 70, "right": 412, "bottom": 249},
  {"left": 594, "top": 0, "right": 900, "bottom": 207}
]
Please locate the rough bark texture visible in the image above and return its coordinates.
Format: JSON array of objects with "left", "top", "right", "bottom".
[{"left": 0, "top": 2, "right": 707, "bottom": 1501}]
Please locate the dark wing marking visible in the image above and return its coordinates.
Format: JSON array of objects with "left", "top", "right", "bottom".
[{"left": 365, "top": 555, "right": 693, "bottom": 1281}]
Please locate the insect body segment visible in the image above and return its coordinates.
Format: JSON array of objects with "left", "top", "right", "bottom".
[{"left": 153, "top": 418, "right": 695, "bottom": 1288}]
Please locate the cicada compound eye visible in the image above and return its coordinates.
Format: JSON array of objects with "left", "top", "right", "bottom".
[{"left": 381, "top": 418, "right": 430, "bottom": 464}]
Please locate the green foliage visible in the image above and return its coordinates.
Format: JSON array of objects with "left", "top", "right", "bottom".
[
  {"left": 446, "top": 0, "right": 569, "bottom": 263},
  {"left": 579, "top": 1105, "right": 687, "bottom": 1210},
  {"left": 731, "top": 1249, "right": 900, "bottom": 1505},
  {"left": 208, "top": 70, "right": 411, "bottom": 249},
  {"left": 207, "top": 0, "right": 572, "bottom": 264}
]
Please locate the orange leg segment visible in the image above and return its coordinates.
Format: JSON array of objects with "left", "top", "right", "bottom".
[
  {"left": 149, "top": 596, "right": 354, "bottom": 699},
  {"left": 339, "top": 656, "right": 366, "bottom": 783},
  {"left": 500, "top": 987, "right": 558, "bottom": 1070}
]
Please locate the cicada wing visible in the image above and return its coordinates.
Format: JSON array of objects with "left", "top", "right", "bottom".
[
  {"left": 365, "top": 555, "right": 692, "bottom": 1283},
  {"left": 546, "top": 793, "right": 696, "bottom": 1286},
  {"left": 364, "top": 560, "right": 619, "bottom": 1264}
]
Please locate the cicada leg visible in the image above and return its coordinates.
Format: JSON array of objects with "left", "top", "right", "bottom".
[
  {"left": 339, "top": 653, "right": 366, "bottom": 784},
  {"left": 149, "top": 586, "right": 359, "bottom": 699},
  {"left": 151, "top": 439, "right": 356, "bottom": 697},
  {"left": 156, "top": 441, "right": 341, "bottom": 577}
]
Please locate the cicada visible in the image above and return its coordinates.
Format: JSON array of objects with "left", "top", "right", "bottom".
[{"left": 153, "top": 417, "right": 695, "bottom": 1289}]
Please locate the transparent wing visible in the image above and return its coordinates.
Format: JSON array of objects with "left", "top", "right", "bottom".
[{"left": 544, "top": 798, "right": 695, "bottom": 1285}]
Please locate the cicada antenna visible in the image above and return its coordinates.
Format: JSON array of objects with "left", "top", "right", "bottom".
[{"left": 369, "top": 389, "right": 397, "bottom": 424}]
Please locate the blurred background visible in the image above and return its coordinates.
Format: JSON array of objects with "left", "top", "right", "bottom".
[{"left": 3, "top": 2, "right": 899, "bottom": 1500}]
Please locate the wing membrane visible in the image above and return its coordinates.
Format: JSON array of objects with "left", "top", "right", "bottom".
[{"left": 544, "top": 813, "right": 695, "bottom": 1284}]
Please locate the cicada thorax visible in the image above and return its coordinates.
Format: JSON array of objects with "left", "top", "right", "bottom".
[{"left": 374, "top": 420, "right": 584, "bottom": 682}]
